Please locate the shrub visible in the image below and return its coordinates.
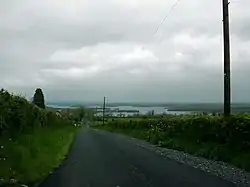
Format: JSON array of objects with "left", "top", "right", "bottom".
[
  {"left": 0, "top": 89, "right": 72, "bottom": 137},
  {"left": 99, "top": 113, "right": 250, "bottom": 171},
  {"left": 104, "top": 114, "right": 250, "bottom": 152}
]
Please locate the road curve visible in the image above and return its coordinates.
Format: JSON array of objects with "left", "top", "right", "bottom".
[{"left": 38, "top": 127, "right": 235, "bottom": 187}]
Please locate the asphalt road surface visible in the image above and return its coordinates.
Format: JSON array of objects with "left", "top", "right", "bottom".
[{"left": 38, "top": 127, "right": 235, "bottom": 187}]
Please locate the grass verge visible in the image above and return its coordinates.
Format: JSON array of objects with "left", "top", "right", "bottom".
[{"left": 0, "top": 125, "right": 78, "bottom": 186}]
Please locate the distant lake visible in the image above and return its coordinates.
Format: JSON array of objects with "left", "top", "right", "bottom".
[
  {"left": 46, "top": 104, "right": 77, "bottom": 109},
  {"left": 47, "top": 102, "right": 250, "bottom": 115},
  {"left": 47, "top": 104, "right": 191, "bottom": 116},
  {"left": 89, "top": 105, "right": 190, "bottom": 116}
]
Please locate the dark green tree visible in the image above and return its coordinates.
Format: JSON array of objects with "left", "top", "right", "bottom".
[{"left": 32, "top": 88, "right": 45, "bottom": 109}]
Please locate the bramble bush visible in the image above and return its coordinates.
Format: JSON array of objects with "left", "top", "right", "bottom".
[
  {"left": 0, "top": 89, "right": 84, "bottom": 186},
  {"left": 0, "top": 89, "right": 72, "bottom": 137},
  {"left": 101, "top": 114, "right": 250, "bottom": 170},
  {"left": 106, "top": 115, "right": 250, "bottom": 150}
]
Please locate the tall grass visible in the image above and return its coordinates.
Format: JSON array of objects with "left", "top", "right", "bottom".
[
  {"left": 0, "top": 89, "right": 81, "bottom": 185},
  {"left": 0, "top": 126, "right": 77, "bottom": 184}
]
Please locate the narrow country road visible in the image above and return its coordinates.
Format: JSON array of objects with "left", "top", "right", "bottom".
[{"left": 38, "top": 126, "right": 235, "bottom": 187}]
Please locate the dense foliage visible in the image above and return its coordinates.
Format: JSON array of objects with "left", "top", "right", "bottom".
[
  {"left": 100, "top": 114, "right": 250, "bottom": 170},
  {"left": 0, "top": 89, "right": 83, "bottom": 185},
  {"left": 32, "top": 88, "right": 45, "bottom": 109},
  {"left": 106, "top": 115, "right": 250, "bottom": 150},
  {"left": 0, "top": 89, "right": 72, "bottom": 137}
]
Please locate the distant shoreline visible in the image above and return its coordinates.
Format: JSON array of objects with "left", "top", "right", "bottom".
[{"left": 47, "top": 103, "right": 250, "bottom": 113}]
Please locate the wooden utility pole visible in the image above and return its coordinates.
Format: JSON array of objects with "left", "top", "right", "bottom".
[
  {"left": 103, "top": 96, "right": 106, "bottom": 125},
  {"left": 222, "top": 0, "right": 231, "bottom": 116}
]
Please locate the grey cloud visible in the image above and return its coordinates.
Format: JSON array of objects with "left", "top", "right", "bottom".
[
  {"left": 1, "top": 0, "right": 250, "bottom": 103},
  {"left": 232, "top": 20, "right": 250, "bottom": 41}
]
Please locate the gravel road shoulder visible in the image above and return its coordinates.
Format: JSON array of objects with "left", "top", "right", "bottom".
[{"left": 93, "top": 129, "right": 250, "bottom": 187}]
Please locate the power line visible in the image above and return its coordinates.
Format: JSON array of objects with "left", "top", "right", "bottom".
[{"left": 153, "top": 0, "right": 181, "bottom": 36}]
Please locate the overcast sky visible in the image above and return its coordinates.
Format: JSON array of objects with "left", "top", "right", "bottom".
[{"left": 1, "top": 0, "right": 250, "bottom": 103}]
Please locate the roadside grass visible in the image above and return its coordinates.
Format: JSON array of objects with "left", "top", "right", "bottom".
[
  {"left": 0, "top": 125, "right": 78, "bottom": 185},
  {"left": 95, "top": 119, "right": 250, "bottom": 172},
  {"left": 0, "top": 89, "right": 88, "bottom": 186}
]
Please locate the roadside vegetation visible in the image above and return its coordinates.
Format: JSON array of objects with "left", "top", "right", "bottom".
[
  {"left": 0, "top": 89, "right": 87, "bottom": 186},
  {"left": 94, "top": 114, "right": 250, "bottom": 172}
]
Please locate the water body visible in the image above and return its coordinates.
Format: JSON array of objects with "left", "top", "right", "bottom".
[
  {"left": 47, "top": 104, "right": 191, "bottom": 116},
  {"left": 47, "top": 104, "right": 77, "bottom": 109},
  {"left": 90, "top": 105, "right": 190, "bottom": 116}
]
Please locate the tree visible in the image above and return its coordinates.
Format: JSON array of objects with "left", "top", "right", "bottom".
[{"left": 32, "top": 88, "right": 45, "bottom": 109}]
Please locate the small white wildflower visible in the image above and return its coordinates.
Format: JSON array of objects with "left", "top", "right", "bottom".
[
  {"left": 0, "top": 146, "right": 3, "bottom": 149},
  {"left": 3, "top": 158, "right": 6, "bottom": 161},
  {"left": 9, "top": 138, "right": 12, "bottom": 141},
  {"left": 10, "top": 178, "right": 17, "bottom": 183}
]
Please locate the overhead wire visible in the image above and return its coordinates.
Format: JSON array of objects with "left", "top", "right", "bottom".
[{"left": 153, "top": 0, "right": 181, "bottom": 36}]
